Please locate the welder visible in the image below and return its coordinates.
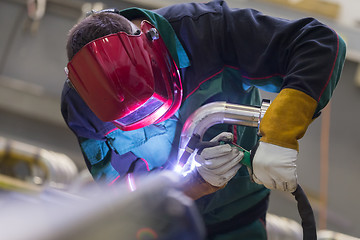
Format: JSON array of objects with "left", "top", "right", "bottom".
[{"left": 61, "top": 1, "right": 346, "bottom": 239}]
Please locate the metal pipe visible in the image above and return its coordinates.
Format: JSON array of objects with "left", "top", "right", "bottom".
[{"left": 179, "top": 100, "right": 270, "bottom": 153}]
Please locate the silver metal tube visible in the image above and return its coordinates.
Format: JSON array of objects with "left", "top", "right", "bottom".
[{"left": 178, "top": 100, "right": 270, "bottom": 155}]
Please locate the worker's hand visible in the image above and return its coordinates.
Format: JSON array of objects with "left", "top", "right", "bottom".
[
  {"left": 251, "top": 141, "right": 298, "bottom": 192},
  {"left": 195, "top": 132, "right": 243, "bottom": 187}
]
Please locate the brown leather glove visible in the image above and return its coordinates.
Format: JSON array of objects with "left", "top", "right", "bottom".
[{"left": 180, "top": 170, "right": 225, "bottom": 200}]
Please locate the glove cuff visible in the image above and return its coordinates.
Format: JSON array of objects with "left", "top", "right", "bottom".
[
  {"left": 260, "top": 88, "right": 317, "bottom": 151},
  {"left": 180, "top": 170, "right": 224, "bottom": 200}
]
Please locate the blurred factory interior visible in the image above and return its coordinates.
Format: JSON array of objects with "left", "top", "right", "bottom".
[{"left": 0, "top": 0, "right": 359, "bottom": 239}]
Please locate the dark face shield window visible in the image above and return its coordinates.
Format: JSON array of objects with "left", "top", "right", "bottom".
[{"left": 116, "top": 96, "right": 163, "bottom": 126}]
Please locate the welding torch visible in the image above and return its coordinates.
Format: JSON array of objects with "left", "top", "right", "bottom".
[{"left": 177, "top": 101, "right": 317, "bottom": 240}]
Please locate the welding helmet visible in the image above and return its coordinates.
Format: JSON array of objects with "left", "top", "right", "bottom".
[{"left": 65, "top": 20, "right": 182, "bottom": 131}]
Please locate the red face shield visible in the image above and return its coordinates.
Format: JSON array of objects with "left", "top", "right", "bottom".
[{"left": 66, "top": 20, "right": 182, "bottom": 131}]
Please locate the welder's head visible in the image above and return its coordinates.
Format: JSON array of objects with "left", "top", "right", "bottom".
[{"left": 65, "top": 9, "right": 182, "bottom": 131}]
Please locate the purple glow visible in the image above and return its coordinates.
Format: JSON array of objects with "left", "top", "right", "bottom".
[{"left": 127, "top": 173, "right": 136, "bottom": 191}]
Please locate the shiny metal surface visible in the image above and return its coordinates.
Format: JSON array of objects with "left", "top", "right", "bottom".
[{"left": 179, "top": 100, "right": 270, "bottom": 152}]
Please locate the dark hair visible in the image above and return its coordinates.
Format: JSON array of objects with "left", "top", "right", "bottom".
[{"left": 66, "top": 12, "right": 132, "bottom": 61}]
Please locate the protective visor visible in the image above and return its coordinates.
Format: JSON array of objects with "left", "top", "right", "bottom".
[{"left": 65, "top": 20, "right": 182, "bottom": 131}]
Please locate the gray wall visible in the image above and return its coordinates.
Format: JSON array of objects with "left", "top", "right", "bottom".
[{"left": 0, "top": 0, "right": 139, "bottom": 168}]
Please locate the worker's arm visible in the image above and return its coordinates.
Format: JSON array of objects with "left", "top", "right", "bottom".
[
  {"left": 216, "top": 3, "right": 347, "bottom": 191},
  {"left": 180, "top": 170, "right": 224, "bottom": 200},
  {"left": 167, "top": 1, "right": 346, "bottom": 112},
  {"left": 216, "top": 4, "right": 345, "bottom": 107},
  {"left": 251, "top": 89, "right": 317, "bottom": 191},
  {"left": 181, "top": 132, "right": 243, "bottom": 200},
  {"left": 169, "top": 1, "right": 346, "bottom": 151}
]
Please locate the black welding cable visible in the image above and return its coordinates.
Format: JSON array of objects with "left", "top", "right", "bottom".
[
  {"left": 292, "top": 184, "right": 317, "bottom": 240},
  {"left": 250, "top": 142, "right": 317, "bottom": 240}
]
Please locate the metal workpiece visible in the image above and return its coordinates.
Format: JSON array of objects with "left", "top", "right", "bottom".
[
  {"left": 0, "top": 171, "right": 206, "bottom": 240},
  {"left": 179, "top": 100, "right": 271, "bottom": 150}
]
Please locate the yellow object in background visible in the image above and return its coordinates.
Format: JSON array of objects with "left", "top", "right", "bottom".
[
  {"left": 0, "top": 173, "right": 42, "bottom": 194},
  {"left": 0, "top": 136, "right": 78, "bottom": 193},
  {"left": 260, "top": 0, "right": 340, "bottom": 19}
]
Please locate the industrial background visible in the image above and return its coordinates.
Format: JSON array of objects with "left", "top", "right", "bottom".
[{"left": 0, "top": 0, "right": 359, "bottom": 238}]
